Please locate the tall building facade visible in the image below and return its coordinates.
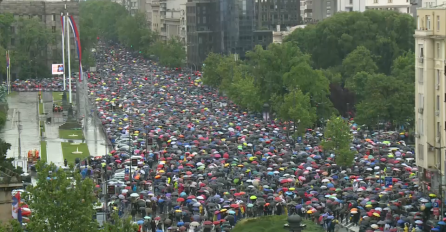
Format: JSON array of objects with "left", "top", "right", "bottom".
[
  {"left": 255, "top": 0, "right": 301, "bottom": 31},
  {"left": 0, "top": 0, "right": 80, "bottom": 77},
  {"left": 148, "top": 0, "right": 187, "bottom": 49},
  {"left": 186, "top": 0, "right": 274, "bottom": 66},
  {"left": 308, "top": 0, "right": 414, "bottom": 21},
  {"left": 414, "top": 6, "right": 446, "bottom": 190}
]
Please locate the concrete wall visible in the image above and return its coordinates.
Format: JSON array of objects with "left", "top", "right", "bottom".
[{"left": 0, "top": 188, "right": 13, "bottom": 222}]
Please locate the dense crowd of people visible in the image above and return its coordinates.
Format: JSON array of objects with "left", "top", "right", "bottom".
[{"left": 15, "top": 43, "right": 440, "bottom": 232}]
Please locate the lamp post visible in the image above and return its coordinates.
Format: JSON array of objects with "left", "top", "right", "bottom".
[{"left": 263, "top": 103, "right": 270, "bottom": 122}]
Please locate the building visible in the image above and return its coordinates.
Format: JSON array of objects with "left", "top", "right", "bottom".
[
  {"left": 414, "top": 6, "right": 446, "bottom": 191},
  {"left": 186, "top": 0, "right": 220, "bottom": 66},
  {"left": 272, "top": 24, "right": 305, "bottom": 44},
  {"left": 186, "top": 0, "right": 273, "bottom": 67},
  {"left": 337, "top": 0, "right": 366, "bottom": 12},
  {"left": 308, "top": 0, "right": 414, "bottom": 21},
  {"left": 0, "top": 0, "right": 80, "bottom": 78},
  {"left": 148, "top": 0, "right": 187, "bottom": 49},
  {"left": 111, "top": 0, "right": 146, "bottom": 15},
  {"left": 255, "top": 0, "right": 301, "bottom": 31},
  {"left": 365, "top": 0, "right": 411, "bottom": 14}
]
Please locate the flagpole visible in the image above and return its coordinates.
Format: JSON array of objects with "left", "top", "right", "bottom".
[
  {"left": 67, "top": 12, "right": 72, "bottom": 104},
  {"left": 7, "top": 51, "right": 10, "bottom": 95},
  {"left": 62, "top": 12, "right": 66, "bottom": 91}
]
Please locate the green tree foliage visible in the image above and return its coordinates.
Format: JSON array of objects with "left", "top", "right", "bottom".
[
  {"left": 202, "top": 41, "right": 333, "bottom": 132},
  {"left": 0, "top": 220, "right": 23, "bottom": 232},
  {"left": 23, "top": 162, "right": 98, "bottom": 231},
  {"left": 102, "top": 212, "right": 139, "bottom": 232},
  {"left": 286, "top": 11, "right": 415, "bottom": 75},
  {"left": 0, "top": 13, "right": 14, "bottom": 48},
  {"left": 284, "top": 11, "right": 415, "bottom": 125},
  {"left": 0, "top": 139, "right": 22, "bottom": 173},
  {"left": 342, "top": 46, "right": 378, "bottom": 84},
  {"left": 271, "top": 89, "right": 316, "bottom": 135},
  {"left": 14, "top": 18, "right": 56, "bottom": 79},
  {"left": 151, "top": 38, "right": 186, "bottom": 68},
  {"left": 321, "top": 116, "right": 355, "bottom": 167}
]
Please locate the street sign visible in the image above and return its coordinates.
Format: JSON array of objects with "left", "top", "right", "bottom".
[
  {"left": 125, "top": 168, "right": 129, "bottom": 174},
  {"left": 434, "top": 201, "right": 439, "bottom": 208},
  {"left": 385, "top": 176, "right": 393, "bottom": 187}
]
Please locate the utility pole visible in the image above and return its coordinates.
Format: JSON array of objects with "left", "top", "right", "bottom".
[{"left": 17, "top": 111, "right": 22, "bottom": 159}]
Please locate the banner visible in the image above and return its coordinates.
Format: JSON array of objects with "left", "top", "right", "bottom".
[{"left": 52, "top": 64, "right": 64, "bottom": 75}]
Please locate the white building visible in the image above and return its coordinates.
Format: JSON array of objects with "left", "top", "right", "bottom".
[
  {"left": 365, "top": 0, "right": 411, "bottom": 14},
  {"left": 111, "top": 0, "right": 145, "bottom": 15},
  {"left": 337, "top": 0, "right": 366, "bottom": 12},
  {"left": 273, "top": 25, "right": 306, "bottom": 44},
  {"left": 414, "top": 6, "right": 446, "bottom": 188}
]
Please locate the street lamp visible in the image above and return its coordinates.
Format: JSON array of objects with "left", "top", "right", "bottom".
[{"left": 263, "top": 103, "right": 270, "bottom": 122}]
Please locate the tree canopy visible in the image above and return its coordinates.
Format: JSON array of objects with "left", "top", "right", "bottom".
[
  {"left": 321, "top": 116, "right": 355, "bottom": 167},
  {"left": 0, "top": 161, "right": 136, "bottom": 231},
  {"left": 283, "top": 10, "right": 415, "bottom": 129},
  {"left": 202, "top": 41, "right": 335, "bottom": 134},
  {"left": 80, "top": 1, "right": 185, "bottom": 68}
]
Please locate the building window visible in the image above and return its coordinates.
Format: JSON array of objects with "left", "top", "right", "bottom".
[
  {"left": 426, "top": 15, "right": 431, "bottom": 30},
  {"left": 419, "top": 93, "right": 424, "bottom": 110},
  {"left": 437, "top": 43, "right": 441, "bottom": 59},
  {"left": 374, "top": 0, "right": 378, "bottom": 3},
  {"left": 437, "top": 95, "right": 441, "bottom": 110},
  {"left": 418, "top": 118, "right": 424, "bottom": 135},
  {"left": 437, "top": 69, "right": 441, "bottom": 88},
  {"left": 437, "top": 15, "right": 440, "bottom": 31},
  {"left": 388, "top": 0, "right": 392, "bottom": 2},
  {"left": 327, "top": 1, "right": 330, "bottom": 5},
  {"left": 10, "top": 26, "right": 14, "bottom": 34},
  {"left": 52, "top": 14, "right": 56, "bottom": 21},
  {"left": 418, "top": 144, "right": 424, "bottom": 160},
  {"left": 349, "top": 0, "right": 353, "bottom": 3},
  {"left": 418, "top": 68, "right": 424, "bottom": 84},
  {"left": 52, "top": 26, "right": 56, "bottom": 33},
  {"left": 326, "top": 9, "right": 330, "bottom": 13},
  {"left": 10, "top": 38, "right": 15, "bottom": 46},
  {"left": 420, "top": 45, "right": 424, "bottom": 57}
]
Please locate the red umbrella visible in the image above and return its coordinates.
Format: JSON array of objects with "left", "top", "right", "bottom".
[
  {"left": 230, "top": 204, "right": 239, "bottom": 208},
  {"left": 203, "top": 221, "right": 212, "bottom": 225},
  {"left": 187, "top": 195, "right": 196, "bottom": 199},
  {"left": 177, "top": 198, "right": 185, "bottom": 202},
  {"left": 305, "top": 201, "right": 312, "bottom": 205}
]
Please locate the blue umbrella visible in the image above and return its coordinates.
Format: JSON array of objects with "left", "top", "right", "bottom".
[{"left": 137, "top": 220, "right": 144, "bottom": 225}]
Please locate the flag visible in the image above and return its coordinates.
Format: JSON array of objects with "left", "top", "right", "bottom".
[
  {"left": 6, "top": 51, "right": 10, "bottom": 68},
  {"left": 68, "top": 16, "right": 83, "bottom": 82},
  {"left": 16, "top": 192, "right": 22, "bottom": 224}
]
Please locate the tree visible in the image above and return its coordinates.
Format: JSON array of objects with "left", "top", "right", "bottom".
[
  {"left": 0, "top": 220, "right": 23, "bottom": 232},
  {"left": 202, "top": 53, "right": 226, "bottom": 88},
  {"left": 0, "top": 139, "right": 22, "bottom": 173},
  {"left": 0, "top": 13, "right": 14, "bottom": 48},
  {"left": 271, "top": 89, "right": 316, "bottom": 135},
  {"left": 101, "top": 212, "right": 138, "bottom": 232},
  {"left": 151, "top": 38, "right": 186, "bottom": 68},
  {"left": 14, "top": 17, "right": 56, "bottom": 79},
  {"left": 226, "top": 69, "right": 262, "bottom": 112},
  {"left": 353, "top": 73, "right": 413, "bottom": 129},
  {"left": 286, "top": 10, "right": 415, "bottom": 75},
  {"left": 342, "top": 46, "right": 378, "bottom": 84},
  {"left": 23, "top": 162, "right": 98, "bottom": 231},
  {"left": 322, "top": 116, "right": 354, "bottom": 167}
]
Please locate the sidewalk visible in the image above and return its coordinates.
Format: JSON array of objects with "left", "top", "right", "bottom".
[
  {"left": 44, "top": 122, "right": 64, "bottom": 166},
  {"left": 0, "top": 92, "right": 40, "bottom": 159}
]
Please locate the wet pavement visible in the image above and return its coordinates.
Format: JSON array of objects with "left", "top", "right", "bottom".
[
  {"left": 0, "top": 92, "right": 40, "bottom": 172},
  {"left": 77, "top": 79, "right": 109, "bottom": 156}
]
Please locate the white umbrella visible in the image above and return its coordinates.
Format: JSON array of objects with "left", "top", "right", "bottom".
[{"left": 130, "top": 193, "right": 139, "bottom": 198}]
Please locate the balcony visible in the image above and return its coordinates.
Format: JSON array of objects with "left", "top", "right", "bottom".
[{"left": 415, "top": 29, "right": 433, "bottom": 37}]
